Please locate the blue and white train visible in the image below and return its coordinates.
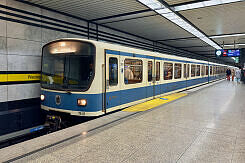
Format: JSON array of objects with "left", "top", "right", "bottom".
[{"left": 40, "top": 38, "right": 231, "bottom": 117}]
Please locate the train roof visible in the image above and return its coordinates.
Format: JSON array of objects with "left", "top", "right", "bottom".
[{"left": 47, "top": 38, "right": 233, "bottom": 67}]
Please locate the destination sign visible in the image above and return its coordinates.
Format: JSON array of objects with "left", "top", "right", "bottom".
[{"left": 215, "top": 49, "right": 240, "bottom": 57}]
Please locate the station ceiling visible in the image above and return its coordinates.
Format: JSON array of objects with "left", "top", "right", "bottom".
[{"left": 20, "top": 0, "right": 245, "bottom": 64}]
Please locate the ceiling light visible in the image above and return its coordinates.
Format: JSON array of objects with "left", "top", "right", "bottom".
[
  {"left": 174, "top": 0, "right": 243, "bottom": 11},
  {"left": 224, "top": 43, "right": 245, "bottom": 46},
  {"left": 210, "top": 33, "right": 245, "bottom": 38},
  {"left": 138, "top": 0, "right": 222, "bottom": 49}
]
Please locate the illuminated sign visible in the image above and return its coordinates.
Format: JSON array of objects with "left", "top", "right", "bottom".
[{"left": 215, "top": 49, "right": 240, "bottom": 57}]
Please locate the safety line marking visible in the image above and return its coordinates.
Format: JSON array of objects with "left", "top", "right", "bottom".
[{"left": 123, "top": 93, "right": 187, "bottom": 112}]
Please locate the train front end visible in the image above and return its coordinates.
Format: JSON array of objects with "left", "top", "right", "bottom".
[{"left": 40, "top": 39, "right": 102, "bottom": 116}]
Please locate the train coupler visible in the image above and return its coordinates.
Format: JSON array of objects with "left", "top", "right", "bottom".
[{"left": 44, "top": 115, "right": 62, "bottom": 132}]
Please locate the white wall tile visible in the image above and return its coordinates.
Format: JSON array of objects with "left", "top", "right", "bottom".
[
  {"left": 67, "top": 33, "right": 87, "bottom": 39},
  {"left": 7, "top": 22, "right": 41, "bottom": 41},
  {"left": 7, "top": 38, "right": 41, "bottom": 56},
  {"left": 0, "top": 0, "right": 6, "bottom": 5},
  {"left": 8, "top": 83, "right": 40, "bottom": 101},
  {"left": 6, "top": 0, "right": 41, "bottom": 14},
  {"left": 0, "top": 54, "right": 7, "bottom": 71},
  {"left": 42, "top": 28, "right": 67, "bottom": 44},
  {"left": 0, "top": 36, "right": 6, "bottom": 54},
  {"left": 8, "top": 55, "right": 41, "bottom": 71},
  {"left": 0, "top": 20, "right": 6, "bottom": 37},
  {"left": 41, "top": 9, "right": 67, "bottom": 22}
]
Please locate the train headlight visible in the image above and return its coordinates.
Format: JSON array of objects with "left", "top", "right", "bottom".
[
  {"left": 77, "top": 99, "right": 87, "bottom": 106},
  {"left": 40, "top": 94, "right": 45, "bottom": 101}
]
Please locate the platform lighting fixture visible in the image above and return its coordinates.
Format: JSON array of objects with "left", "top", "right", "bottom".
[
  {"left": 138, "top": 0, "right": 222, "bottom": 49},
  {"left": 174, "top": 0, "right": 243, "bottom": 11},
  {"left": 224, "top": 43, "right": 245, "bottom": 46},
  {"left": 210, "top": 33, "right": 245, "bottom": 39}
]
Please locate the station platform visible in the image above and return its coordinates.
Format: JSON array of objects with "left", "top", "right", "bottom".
[{"left": 1, "top": 80, "right": 245, "bottom": 163}]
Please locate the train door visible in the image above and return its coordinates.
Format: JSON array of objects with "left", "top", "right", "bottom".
[
  {"left": 147, "top": 58, "right": 155, "bottom": 99},
  {"left": 105, "top": 52, "right": 121, "bottom": 113},
  {"left": 183, "top": 63, "right": 189, "bottom": 89},
  {"left": 154, "top": 60, "right": 161, "bottom": 97}
]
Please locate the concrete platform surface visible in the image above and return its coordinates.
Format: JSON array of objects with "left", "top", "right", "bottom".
[{"left": 1, "top": 80, "right": 245, "bottom": 163}]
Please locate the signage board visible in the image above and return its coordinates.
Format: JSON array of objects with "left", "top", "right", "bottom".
[{"left": 215, "top": 49, "right": 240, "bottom": 57}]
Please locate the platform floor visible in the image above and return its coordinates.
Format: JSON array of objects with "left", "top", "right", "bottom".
[{"left": 2, "top": 80, "right": 245, "bottom": 163}]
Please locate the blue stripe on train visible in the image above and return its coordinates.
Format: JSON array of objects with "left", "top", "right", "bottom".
[
  {"left": 41, "top": 91, "right": 102, "bottom": 112},
  {"left": 41, "top": 76, "right": 223, "bottom": 113}
]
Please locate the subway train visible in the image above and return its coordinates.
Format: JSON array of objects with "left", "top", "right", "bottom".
[{"left": 40, "top": 38, "right": 232, "bottom": 117}]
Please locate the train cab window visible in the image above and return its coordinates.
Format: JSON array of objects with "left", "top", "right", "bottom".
[
  {"left": 164, "top": 62, "right": 173, "bottom": 80},
  {"left": 109, "top": 57, "right": 118, "bottom": 86},
  {"left": 201, "top": 65, "right": 205, "bottom": 76},
  {"left": 187, "top": 64, "right": 190, "bottom": 78},
  {"left": 156, "top": 62, "right": 160, "bottom": 81},
  {"left": 191, "top": 65, "right": 196, "bottom": 77},
  {"left": 41, "top": 40, "right": 96, "bottom": 91},
  {"left": 206, "top": 66, "right": 209, "bottom": 75},
  {"left": 148, "top": 61, "right": 153, "bottom": 82},
  {"left": 174, "top": 63, "right": 182, "bottom": 79},
  {"left": 124, "top": 59, "right": 143, "bottom": 84},
  {"left": 196, "top": 65, "right": 200, "bottom": 76}
]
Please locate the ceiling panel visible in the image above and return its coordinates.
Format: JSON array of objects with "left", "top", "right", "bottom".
[
  {"left": 164, "top": 0, "right": 194, "bottom": 6},
  {"left": 97, "top": 11, "right": 156, "bottom": 24},
  {"left": 212, "top": 35, "right": 245, "bottom": 47},
  {"left": 106, "top": 15, "right": 194, "bottom": 41},
  {"left": 180, "top": 1, "right": 245, "bottom": 36},
  {"left": 160, "top": 38, "right": 210, "bottom": 48},
  {"left": 181, "top": 46, "right": 215, "bottom": 52},
  {"left": 24, "top": 0, "right": 148, "bottom": 20}
]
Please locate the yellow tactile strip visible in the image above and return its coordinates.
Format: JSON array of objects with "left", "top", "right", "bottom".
[{"left": 123, "top": 93, "right": 187, "bottom": 112}]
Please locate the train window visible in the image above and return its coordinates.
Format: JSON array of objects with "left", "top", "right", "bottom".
[
  {"left": 210, "top": 66, "right": 213, "bottom": 75},
  {"left": 148, "top": 61, "right": 153, "bottom": 82},
  {"left": 196, "top": 65, "right": 200, "bottom": 76},
  {"left": 109, "top": 57, "right": 118, "bottom": 86},
  {"left": 184, "top": 64, "right": 187, "bottom": 78},
  {"left": 164, "top": 62, "right": 173, "bottom": 80},
  {"left": 187, "top": 64, "right": 190, "bottom": 78},
  {"left": 174, "top": 63, "right": 182, "bottom": 79},
  {"left": 201, "top": 65, "right": 205, "bottom": 76},
  {"left": 156, "top": 62, "right": 160, "bottom": 81},
  {"left": 124, "top": 59, "right": 143, "bottom": 84},
  {"left": 191, "top": 65, "right": 195, "bottom": 77},
  {"left": 206, "top": 66, "right": 209, "bottom": 75}
]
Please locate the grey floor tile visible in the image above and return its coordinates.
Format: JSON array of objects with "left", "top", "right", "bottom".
[
  {"left": 178, "top": 151, "right": 232, "bottom": 163},
  {"left": 232, "top": 152, "right": 245, "bottom": 163},
  {"left": 234, "top": 138, "right": 245, "bottom": 153},
  {"left": 24, "top": 154, "right": 66, "bottom": 163},
  {"left": 189, "top": 131, "right": 236, "bottom": 153},
  {"left": 206, "top": 123, "right": 238, "bottom": 137}
]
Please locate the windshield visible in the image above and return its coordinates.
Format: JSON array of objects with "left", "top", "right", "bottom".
[{"left": 41, "top": 40, "right": 96, "bottom": 91}]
